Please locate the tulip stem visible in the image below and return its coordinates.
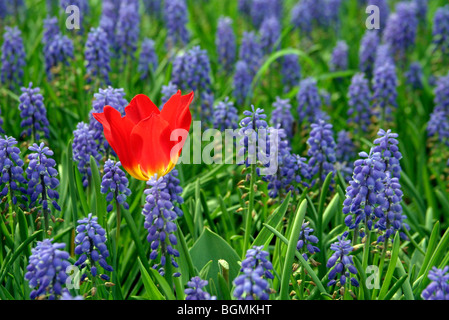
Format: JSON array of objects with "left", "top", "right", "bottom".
[{"left": 242, "top": 163, "right": 256, "bottom": 258}]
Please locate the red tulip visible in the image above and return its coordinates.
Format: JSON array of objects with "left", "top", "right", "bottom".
[{"left": 93, "top": 91, "right": 193, "bottom": 180}]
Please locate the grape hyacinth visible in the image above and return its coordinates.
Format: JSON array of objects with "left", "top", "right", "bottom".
[
  {"left": 250, "top": 0, "right": 280, "bottom": 29},
  {"left": 163, "top": 169, "right": 184, "bottom": 218},
  {"left": 115, "top": 0, "right": 140, "bottom": 65},
  {"left": 239, "top": 31, "right": 263, "bottom": 77},
  {"left": 326, "top": 232, "right": 359, "bottom": 287},
  {"left": 281, "top": 53, "right": 301, "bottom": 93},
  {"left": 290, "top": 0, "right": 326, "bottom": 36},
  {"left": 42, "top": 16, "right": 59, "bottom": 45},
  {"left": 432, "top": 5, "right": 449, "bottom": 56},
  {"left": 270, "top": 97, "right": 294, "bottom": 136},
  {"left": 138, "top": 38, "right": 158, "bottom": 80},
  {"left": 185, "top": 277, "right": 216, "bottom": 300},
  {"left": 18, "top": 83, "right": 50, "bottom": 141},
  {"left": 99, "top": 0, "right": 120, "bottom": 47},
  {"left": 85, "top": 27, "right": 111, "bottom": 86},
  {"left": 213, "top": 97, "right": 239, "bottom": 131},
  {"left": 237, "top": 106, "right": 268, "bottom": 167},
  {"left": 259, "top": 15, "right": 281, "bottom": 55},
  {"left": 25, "top": 239, "right": 71, "bottom": 300},
  {"left": 371, "top": 62, "right": 398, "bottom": 123},
  {"left": 161, "top": 81, "right": 178, "bottom": 105},
  {"left": 297, "top": 222, "right": 320, "bottom": 261},
  {"left": 306, "top": 120, "right": 337, "bottom": 186},
  {"left": 427, "top": 74, "right": 449, "bottom": 147},
  {"left": 382, "top": 2, "right": 418, "bottom": 63},
  {"left": 422, "top": 267, "right": 449, "bottom": 300},
  {"left": 1, "top": 26, "right": 26, "bottom": 89},
  {"left": 233, "top": 246, "right": 273, "bottom": 300},
  {"left": 101, "top": 159, "right": 131, "bottom": 213},
  {"left": 335, "top": 130, "right": 356, "bottom": 182},
  {"left": 74, "top": 213, "right": 113, "bottom": 281},
  {"left": 216, "top": 16, "right": 236, "bottom": 74},
  {"left": 264, "top": 127, "right": 310, "bottom": 198},
  {"left": 347, "top": 73, "right": 372, "bottom": 133},
  {"left": 26, "top": 143, "right": 61, "bottom": 232},
  {"left": 0, "top": 136, "right": 27, "bottom": 207},
  {"left": 329, "top": 40, "right": 349, "bottom": 72},
  {"left": 374, "top": 175, "right": 408, "bottom": 243},
  {"left": 233, "top": 60, "right": 253, "bottom": 106},
  {"left": 372, "top": 129, "right": 402, "bottom": 179},
  {"left": 142, "top": 175, "right": 180, "bottom": 277},
  {"left": 164, "top": 0, "right": 190, "bottom": 50},
  {"left": 72, "top": 122, "right": 102, "bottom": 188},
  {"left": 359, "top": 30, "right": 380, "bottom": 78},
  {"left": 143, "top": 0, "right": 162, "bottom": 18},
  {"left": 342, "top": 151, "right": 386, "bottom": 234},
  {"left": 171, "top": 46, "right": 212, "bottom": 95},
  {"left": 44, "top": 33, "right": 74, "bottom": 79},
  {"left": 297, "top": 77, "right": 326, "bottom": 124},
  {"left": 405, "top": 61, "right": 423, "bottom": 90}
]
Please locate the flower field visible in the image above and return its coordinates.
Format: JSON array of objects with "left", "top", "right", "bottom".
[{"left": 1, "top": 0, "right": 449, "bottom": 302}]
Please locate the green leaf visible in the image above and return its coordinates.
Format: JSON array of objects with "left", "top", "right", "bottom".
[
  {"left": 137, "top": 258, "right": 165, "bottom": 300},
  {"left": 189, "top": 227, "right": 241, "bottom": 295},
  {"left": 89, "top": 156, "right": 106, "bottom": 225},
  {"left": 252, "top": 191, "right": 291, "bottom": 247},
  {"left": 322, "top": 193, "right": 340, "bottom": 227},
  {"left": 378, "top": 232, "right": 401, "bottom": 299},
  {"left": 280, "top": 199, "right": 307, "bottom": 300},
  {"left": 149, "top": 268, "right": 176, "bottom": 300}
]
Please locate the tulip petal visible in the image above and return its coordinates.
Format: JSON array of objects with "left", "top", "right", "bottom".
[
  {"left": 130, "top": 113, "right": 176, "bottom": 180},
  {"left": 160, "top": 90, "right": 194, "bottom": 133},
  {"left": 125, "top": 94, "right": 160, "bottom": 125},
  {"left": 93, "top": 106, "right": 137, "bottom": 173}
]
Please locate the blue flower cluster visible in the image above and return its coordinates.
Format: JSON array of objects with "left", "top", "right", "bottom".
[
  {"left": 335, "top": 130, "right": 356, "bottom": 182},
  {"left": 1, "top": 26, "right": 26, "bottom": 89},
  {"left": 405, "top": 61, "right": 423, "bottom": 90},
  {"left": 74, "top": 213, "right": 113, "bottom": 281},
  {"left": 163, "top": 169, "right": 184, "bottom": 218},
  {"left": 347, "top": 73, "right": 372, "bottom": 133},
  {"left": 422, "top": 266, "right": 449, "bottom": 300},
  {"left": 330, "top": 40, "right": 348, "bottom": 72},
  {"left": 185, "top": 277, "right": 216, "bottom": 300},
  {"left": 281, "top": 54, "right": 301, "bottom": 93},
  {"left": 164, "top": 0, "right": 190, "bottom": 49},
  {"left": 297, "top": 77, "right": 327, "bottom": 124},
  {"left": 216, "top": 16, "right": 236, "bottom": 74},
  {"left": 0, "top": 136, "right": 27, "bottom": 206},
  {"left": 26, "top": 143, "right": 61, "bottom": 224},
  {"left": 427, "top": 74, "right": 449, "bottom": 147},
  {"left": 432, "top": 5, "right": 449, "bottom": 55},
  {"left": 115, "top": 0, "right": 140, "bottom": 65},
  {"left": 25, "top": 239, "right": 71, "bottom": 300},
  {"left": 326, "top": 232, "right": 359, "bottom": 287},
  {"left": 238, "top": 106, "right": 268, "bottom": 167},
  {"left": 270, "top": 97, "right": 294, "bottom": 136},
  {"left": 233, "top": 60, "right": 253, "bottom": 106},
  {"left": 44, "top": 31, "right": 74, "bottom": 79},
  {"left": 72, "top": 122, "right": 102, "bottom": 188},
  {"left": 101, "top": 159, "right": 131, "bottom": 213},
  {"left": 142, "top": 175, "right": 180, "bottom": 277},
  {"left": 297, "top": 222, "right": 320, "bottom": 261},
  {"left": 161, "top": 81, "right": 178, "bottom": 105},
  {"left": 18, "top": 83, "right": 50, "bottom": 141},
  {"left": 259, "top": 15, "right": 280, "bottom": 55},
  {"left": 233, "top": 246, "right": 273, "bottom": 300},
  {"left": 138, "top": 38, "right": 158, "bottom": 80},
  {"left": 371, "top": 62, "right": 398, "bottom": 123},
  {"left": 213, "top": 97, "right": 239, "bottom": 131},
  {"left": 306, "top": 120, "right": 337, "bottom": 186},
  {"left": 359, "top": 31, "right": 379, "bottom": 78},
  {"left": 239, "top": 31, "right": 263, "bottom": 77},
  {"left": 85, "top": 27, "right": 111, "bottom": 86}
]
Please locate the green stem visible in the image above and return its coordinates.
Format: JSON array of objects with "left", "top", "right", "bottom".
[
  {"left": 242, "top": 163, "right": 256, "bottom": 258},
  {"left": 372, "top": 235, "right": 389, "bottom": 300},
  {"left": 362, "top": 227, "right": 371, "bottom": 272}
]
